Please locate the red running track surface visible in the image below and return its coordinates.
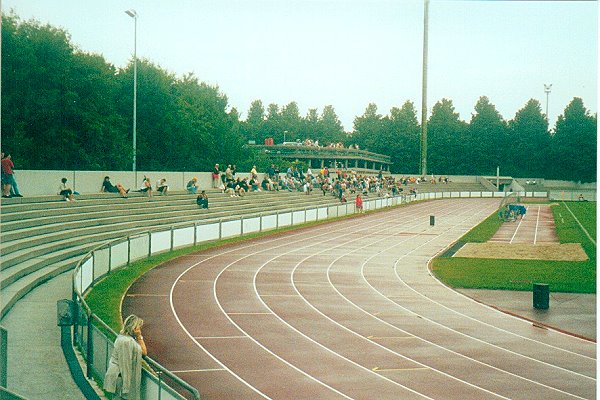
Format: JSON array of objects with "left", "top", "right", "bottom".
[{"left": 123, "top": 198, "right": 596, "bottom": 400}]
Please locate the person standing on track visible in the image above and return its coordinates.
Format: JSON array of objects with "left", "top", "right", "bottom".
[{"left": 104, "top": 315, "right": 147, "bottom": 400}]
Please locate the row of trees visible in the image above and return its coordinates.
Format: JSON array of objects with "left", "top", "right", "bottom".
[
  {"left": 2, "top": 13, "right": 597, "bottom": 181},
  {"left": 352, "top": 96, "right": 596, "bottom": 182}
]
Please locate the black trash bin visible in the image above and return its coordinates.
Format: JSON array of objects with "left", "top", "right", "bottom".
[
  {"left": 533, "top": 283, "right": 549, "bottom": 310},
  {"left": 430, "top": 215, "right": 435, "bottom": 226}
]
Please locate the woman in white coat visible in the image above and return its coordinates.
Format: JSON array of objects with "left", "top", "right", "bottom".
[{"left": 104, "top": 315, "right": 147, "bottom": 400}]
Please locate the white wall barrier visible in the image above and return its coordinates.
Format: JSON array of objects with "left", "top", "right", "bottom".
[
  {"left": 173, "top": 226, "right": 194, "bottom": 249},
  {"left": 221, "top": 219, "right": 242, "bottom": 238}
]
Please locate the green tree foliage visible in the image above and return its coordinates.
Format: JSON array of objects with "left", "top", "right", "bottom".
[
  {"left": 427, "top": 99, "right": 469, "bottom": 174},
  {"left": 2, "top": 13, "right": 596, "bottom": 181},
  {"left": 466, "top": 96, "right": 509, "bottom": 175},
  {"left": 241, "top": 100, "right": 265, "bottom": 144},
  {"left": 2, "top": 13, "right": 129, "bottom": 169},
  {"left": 506, "top": 99, "right": 550, "bottom": 177},
  {"left": 279, "top": 102, "right": 302, "bottom": 142},
  {"left": 318, "top": 105, "right": 345, "bottom": 144},
  {"left": 2, "top": 13, "right": 242, "bottom": 172},
  {"left": 301, "top": 108, "right": 320, "bottom": 141},
  {"left": 352, "top": 103, "right": 384, "bottom": 152},
  {"left": 548, "top": 98, "right": 597, "bottom": 182},
  {"left": 383, "top": 102, "right": 420, "bottom": 174}
]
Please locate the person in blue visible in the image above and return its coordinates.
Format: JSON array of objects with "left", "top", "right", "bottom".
[
  {"left": 186, "top": 177, "right": 199, "bottom": 194},
  {"left": 196, "top": 190, "right": 209, "bottom": 209}
]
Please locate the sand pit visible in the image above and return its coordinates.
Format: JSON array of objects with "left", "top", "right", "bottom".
[{"left": 454, "top": 242, "right": 589, "bottom": 261}]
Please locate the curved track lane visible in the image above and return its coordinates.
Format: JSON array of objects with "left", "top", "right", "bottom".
[{"left": 123, "top": 198, "right": 596, "bottom": 400}]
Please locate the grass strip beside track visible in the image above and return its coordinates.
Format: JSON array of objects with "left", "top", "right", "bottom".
[{"left": 431, "top": 202, "right": 596, "bottom": 293}]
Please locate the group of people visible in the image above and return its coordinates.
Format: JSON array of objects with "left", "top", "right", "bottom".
[
  {"left": 98, "top": 176, "right": 170, "bottom": 199},
  {"left": 3, "top": 157, "right": 417, "bottom": 215},
  {"left": 1, "top": 152, "right": 23, "bottom": 198},
  {"left": 397, "top": 175, "right": 450, "bottom": 185},
  {"left": 133, "top": 177, "right": 170, "bottom": 197}
]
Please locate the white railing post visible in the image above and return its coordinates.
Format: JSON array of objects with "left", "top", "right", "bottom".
[
  {"left": 170, "top": 226, "right": 174, "bottom": 252},
  {"left": 193, "top": 223, "right": 197, "bottom": 246}
]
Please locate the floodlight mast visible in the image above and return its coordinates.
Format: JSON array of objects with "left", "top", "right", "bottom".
[
  {"left": 544, "top": 83, "right": 552, "bottom": 119},
  {"left": 125, "top": 9, "right": 138, "bottom": 184},
  {"left": 420, "top": 0, "right": 430, "bottom": 176}
]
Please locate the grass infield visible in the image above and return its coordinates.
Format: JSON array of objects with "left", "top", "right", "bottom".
[{"left": 431, "top": 202, "right": 596, "bottom": 293}]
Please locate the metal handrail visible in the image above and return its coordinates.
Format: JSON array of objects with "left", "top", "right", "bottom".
[{"left": 1, "top": 326, "right": 7, "bottom": 388}]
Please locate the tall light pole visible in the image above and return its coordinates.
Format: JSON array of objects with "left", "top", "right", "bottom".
[
  {"left": 125, "top": 9, "right": 138, "bottom": 183},
  {"left": 420, "top": 0, "right": 430, "bottom": 176},
  {"left": 544, "top": 83, "right": 552, "bottom": 119}
]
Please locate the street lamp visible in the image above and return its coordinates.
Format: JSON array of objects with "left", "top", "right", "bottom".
[
  {"left": 544, "top": 83, "right": 552, "bottom": 118},
  {"left": 125, "top": 9, "right": 138, "bottom": 183}
]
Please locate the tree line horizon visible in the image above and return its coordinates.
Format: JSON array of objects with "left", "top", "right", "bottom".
[{"left": 2, "top": 13, "right": 597, "bottom": 182}]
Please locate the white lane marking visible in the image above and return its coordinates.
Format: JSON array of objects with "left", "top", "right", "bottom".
[
  {"left": 291, "top": 200, "right": 591, "bottom": 397},
  {"left": 169, "top": 209, "right": 397, "bottom": 399},
  {"left": 248, "top": 205, "right": 470, "bottom": 398},
  {"left": 168, "top": 207, "right": 389, "bottom": 399},
  {"left": 171, "top": 368, "right": 227, "bottom": 373},
  {"left": 194, "top": 336, "right": 248, "bottom": 339},
  {"left": 279, "top": 203, "right": 509, "bottom": 398},
  {"left": 396, "top": 271, "right": 596, "bottom": 362},
  {"left": 210, "top": 205, "right": 437, "bottom": 400},
  {"left": 562, "top": 201, "right": 596, "bottom": 246},
  {"left": 348, "top": 216, "right": 592, "bottom": 396},
  {"left": 510, "top": 206, "right": 528, "bottom": 244},
  {"left": 165, "top": 198, "right": 592, "bottom": 398},
  {"left": 534, "top": 205, "right": 541, "bottom": 244},
  {"left": 370, "top": 208, "right": 595, "bottom": 389}
]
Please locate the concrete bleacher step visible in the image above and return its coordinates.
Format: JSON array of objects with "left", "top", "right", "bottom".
[
  {"left": 0, "top": 243, "right": 95, "bottom": 289},
  {"left": 0, "top": 188, "right": 345, "bottom": 321},
  {"left": 0, "top": 192, "right": 328, "bottom": 234},
  {"left": 0, "top": 189, "right": 313, "bottom": 223},
  {"left": 0, "top": 197, "right": 300, "bottom": 239},
  {"left": 0, "top": 190, "right": 248, "bottom": 220},
  {"left": 0, "top": 195, "right": 338, "bottom": 257},
  {"left": 0, "top": 257, "right": 80, "bottom": 319},
  {"left": 0, "top": 188, "right": 236, "bottom": 214}
]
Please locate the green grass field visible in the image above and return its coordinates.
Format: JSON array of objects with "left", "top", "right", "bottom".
[{"left": 431, "top": 201, "right": 596, "bottom": 293}]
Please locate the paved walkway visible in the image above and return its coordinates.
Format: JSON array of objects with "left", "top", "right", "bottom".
[
  {"left": 459, "top": 289, "right": 596, "bottom": 341},
  {"left": 1, "top": 272, "right": 86, "bottom": 400}
]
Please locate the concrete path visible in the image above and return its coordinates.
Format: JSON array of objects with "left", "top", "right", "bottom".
[
  {"left": 459, "top": 289, "right": 596, "bottom": 341},
  {"left": 1, "top": 272, "right": 85, "bottom": 400}
]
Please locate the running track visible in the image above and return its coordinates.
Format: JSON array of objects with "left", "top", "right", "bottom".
[{"left": 124, "top": 198, "right": 596, "bottom": 400}]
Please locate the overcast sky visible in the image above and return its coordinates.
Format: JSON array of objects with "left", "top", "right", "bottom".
[{"left": 3, "top": 0, "right": 598, "bottom": 131}]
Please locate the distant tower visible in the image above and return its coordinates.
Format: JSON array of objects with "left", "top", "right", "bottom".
[{"left": 544, "top": 84, "right": 552, "bottom": 118}]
